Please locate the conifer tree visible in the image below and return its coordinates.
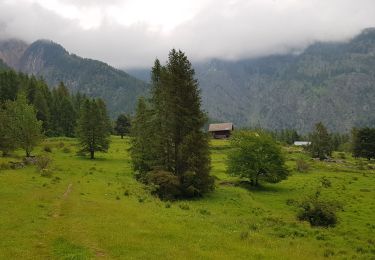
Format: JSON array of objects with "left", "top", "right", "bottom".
[
  {"left": 77, "top": 98, "right": 111, "bottom": 159},
  {"left": 131, "top": 49, "right": 213, "bottom": 197},
  {"left": 309, "top": 122, "right": 333, "bottom": 160},
  {"left": 130, "top": 97, "right": 154, "bottom": 174},
  {"left": 114, "top": 114, "right": 131, "bottom": 138},
  {"left": 0, "top": 108, "right": 17, "bottom": 156},
  {"left": 352, "top": 127, "right": 375, "bottom": 160}
]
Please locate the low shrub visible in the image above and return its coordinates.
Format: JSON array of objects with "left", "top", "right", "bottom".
[
  {"left": 44, "top": 145, "right": 53, "bottom": 153},
  {"left": 337, "top": 152, "right": 346, "bottom": 159},
  {"left": 35, "top": 155, "right": 52, "bottom": 171},
  {"left": 63, "top": 147, "right": 71, "bottom": 153},
  {"left": 0, "top": 162, "right": 10, "bottom": 170},
  {"left": 40, "top": 168, "right": 52, "bottom": 177},
  {"left": 179, "top": 203, "right": 190, "bottom": 210},
  {"left": 320, "top": 177, "right": 332, "bottom": 188},
  {"left": 298, "top": 193, "right": 340, "bottom": 227},
  {"left": 146, "top": 170, "right": 181, "bottom": 200},
  {"left": 296, "top": 159, "right": 310, "bottom": 172}
]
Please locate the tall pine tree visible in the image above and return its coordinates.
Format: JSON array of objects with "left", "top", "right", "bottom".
[
  {"left": 131, "top": 49, "right": 213, "bottom": 197},
  {"left": 77, "top": 98, "right": 111, "bottom": 159}
]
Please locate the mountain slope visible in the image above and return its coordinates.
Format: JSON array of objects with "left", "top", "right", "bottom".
[
  {"left": 0, "top": 39, "right": 149, "bottom": 116},
  {"left": 193, "top": 28, "right": 375, "bottom": 133},
  {"left": 0, "top": 39, "right": 28, "bottom": 68}
]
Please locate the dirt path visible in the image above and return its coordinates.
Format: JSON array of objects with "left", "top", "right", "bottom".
[
  {"left": 62, "top": 183, "right": 73, "bottom": 199},
  {"left": 52, "top": 183, "right": 72, "bottom": 218}
]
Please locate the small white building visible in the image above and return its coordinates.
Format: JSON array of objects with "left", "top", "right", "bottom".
[{"left": 294, "top": 141, "right": 311, "bottom": 146}]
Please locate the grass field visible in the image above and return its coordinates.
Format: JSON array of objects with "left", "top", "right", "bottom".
[{"left": 0, "top": 136, "right": 374, "bottom": 259}]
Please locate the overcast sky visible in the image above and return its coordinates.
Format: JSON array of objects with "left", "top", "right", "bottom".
[{"left": 1, "top": 0, "right": 375, "bottom": 68}]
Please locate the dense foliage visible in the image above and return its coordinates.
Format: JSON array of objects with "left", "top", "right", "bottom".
[
  {"left": 0, "top": 70, "right": 86, "bottom": 137},
  {"left": 76, "top": 99, "right": 111, "bottom": 159},
  {"left": 0, "top": 94, "right": 43, "bottom": 156},
  {"left": 352, "top": 127, "right": 375, "bottom": 160},
  {"left": 227, "top": 131, "right": 289, "bottom": 186},
  {"left": 131, "top": 50, "right": 213, "bottom": 198}
]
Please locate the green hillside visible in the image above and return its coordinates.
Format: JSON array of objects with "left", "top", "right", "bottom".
[{"left": 0, "top": 137, "right": 374, "bottom": 259}]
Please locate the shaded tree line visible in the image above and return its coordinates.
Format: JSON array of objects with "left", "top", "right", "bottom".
[
  {"left": 0, "top": 70, "right": 85, "bottom": 137},
  {"left": 0, "top": 69, "right": 112, "bottom": 159}
]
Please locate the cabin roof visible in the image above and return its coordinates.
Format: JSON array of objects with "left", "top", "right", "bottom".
[{"left": 208, "top": 123, "right": 234, "bottom": 132}]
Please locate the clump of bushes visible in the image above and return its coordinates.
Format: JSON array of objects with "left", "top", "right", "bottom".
[
  {"left": 298, "top": 192, "right": 341, "bottom": 227},
  {"left": 296, "top": 159, "right": 310, "bottom": 172},
  {"left": 146, "top": 170, "right": 181, "bottom": 200}
]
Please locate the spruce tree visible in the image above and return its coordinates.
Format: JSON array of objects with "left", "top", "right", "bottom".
[
  {"left": 352, "top": 127, "right": 375, "bottom": 160},
  {"left": 0, "top": 108, "right": 17, "bottom": 156},
  {"left": 131, "top": 49, "right": 213, "bottom": 197},
  {"left": 76, "top": 98, "right": 111, "bottom": 159},
  {"left": 130, "top": 97, "right": 154, "bottom": 174},
  {"left": 309, "top": 122, "right": 333, "bottom": 160},
  {"left": 114, "top": 114, "right": 131, "bottom": 138}
]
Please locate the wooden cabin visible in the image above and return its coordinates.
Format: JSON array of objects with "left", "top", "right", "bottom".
[{"left": 208, "top": 123, "right": 234, "bottom": 139}]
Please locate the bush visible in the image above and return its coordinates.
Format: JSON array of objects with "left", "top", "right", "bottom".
[
  {"left": 62, "top": 147, "right": 71, "bottom": 153},
  {"left": 337, "top": 152, "right": 346, "bottom": 159},
  {"left": 35, "top": 155, "right": 52, "bottom": 171},
  {"left": 146, "top": 170, "right": 181, "bottom": 200},
  {"left": 44, "top": 145, "right": 53, "bottom": 153},
  {"left": 296, "top": 159, "right": 310, "bottom": 172},
  {"left": 0, "top": 162, "right": 10, "bottom": 170},
  {"left": 40, "top": 168, "right": 52, "bottom": 177},
  {"left": 320, "top": 177, "right": 332, "bottom": 188},
  {"left": 298, "top": 194, "right": 340, "bottom": 227}
]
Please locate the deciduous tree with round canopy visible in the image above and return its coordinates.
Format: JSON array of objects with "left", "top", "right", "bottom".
[{"left": 227, "top": 131, "right": 289, "bottom": 186}]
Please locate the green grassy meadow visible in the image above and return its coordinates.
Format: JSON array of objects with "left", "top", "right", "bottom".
[{"left": 0, "top": 136, "right": 374, "bottom": 259}]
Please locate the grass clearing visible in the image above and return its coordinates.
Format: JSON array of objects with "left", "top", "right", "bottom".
[{"left": 0, "top": 136, "right": 374, "bottom": 259}]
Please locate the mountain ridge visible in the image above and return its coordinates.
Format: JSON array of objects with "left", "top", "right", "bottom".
[
  {"left": 128, "top": 28, "right": 375, "bottom": 133},
  {"left": 1, "top": 28, "right": 375, "bottom": 132},
  {"left": 0, "top": 38, "right": 149, "bottom": 117}
]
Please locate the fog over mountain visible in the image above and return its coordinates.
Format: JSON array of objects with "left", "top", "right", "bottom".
[{"left": 0, "top": 0, "right": 375, "bottom": 68}]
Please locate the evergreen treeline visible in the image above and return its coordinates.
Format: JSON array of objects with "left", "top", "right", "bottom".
[
  {"left": 0, "top": 70, "right": 85, "bottom": 137},
  {"left": 0, "top": 68, "right": 112, "bottom": 159},
  {"left": 131, "top": 49, "right": 214, "bottom": 199}
]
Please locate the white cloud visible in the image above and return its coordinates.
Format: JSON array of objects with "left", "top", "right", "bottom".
[{"left": 0, "top": 0, "right": 375, "bottom": 68}]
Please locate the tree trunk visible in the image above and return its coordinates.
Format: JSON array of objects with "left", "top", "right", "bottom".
[
  {"left": 90, "top": 150, "right": 94, "bottom": 160},
  {"left": 255, "top": 172, "right": 260, "bottom": 186},
  {"left": 121, "top": 134, "right": 124, "bottom": 139},
  {"left": 26, "top": 150, "right": 30, "bottom": 157}
]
